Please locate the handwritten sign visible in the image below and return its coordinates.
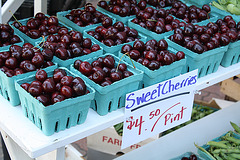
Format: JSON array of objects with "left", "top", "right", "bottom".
[{"left": 121, "top": 70, "right": 198, "bottom": 149}]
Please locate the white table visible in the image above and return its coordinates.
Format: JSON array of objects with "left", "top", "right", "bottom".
[
  {"left": 1, "top": 62, "right": 240, "bottom": 160},
  {"left": 115, "top": 101, "right": 240, "bottom": 160}
]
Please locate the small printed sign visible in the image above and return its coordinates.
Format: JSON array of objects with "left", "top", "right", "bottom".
[{"left": 121, "top": 70, "right": 198, "bottom": 149}]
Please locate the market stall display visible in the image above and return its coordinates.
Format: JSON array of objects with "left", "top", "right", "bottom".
[{"left": 1, "top": 0, "right": 240, "bottom": 159}]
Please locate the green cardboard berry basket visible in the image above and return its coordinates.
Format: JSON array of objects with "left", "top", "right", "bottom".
[
  {"left": 197, "top": 131, "right": 240, "bottom": 160},
  {"left": 221, "top": 40, "right": 240, "bottom": 67},
  {"left": 83, "top": 26, "right": 147, "bottom": 55},
  {"left": 127, "top": 18, "right": 175, "bottom": 41},
  {"left": 35, "top": 37, "right": 104, "bottom": 69},
  {"left": 96, "top": 3, "right": 136, "bottom": 24},
  {"left": 15, "top": 67, "right": 95, "bottom": 136},
  {"left": 210, "top": 6, "right": 240, "bottom": 67},
  {"left": 57, "top": 7, "right": 116, "bottom": 33},
  {"left": 9, "top": 17, "right": 72, "bottom": 45},
  {"left": 170, "top": 152, "right": 204, "bottom": 160},
  {"left": 70, "top": 53, "right": 144, "bottom": 116},
  {"left": 118, "top": 47, "right": 186, "bottom": 88},
  {"left": 166, "top": 38, "right": 228, "bottom": 78},
  {"left": 163, "top": 4, "right": 219, "bottom": 26},
  {"left": 0, "top": 33, "right": 24, "bottom": 51},
  {"left": 0, "top": 49, "right": 57, "bottom": 106}
]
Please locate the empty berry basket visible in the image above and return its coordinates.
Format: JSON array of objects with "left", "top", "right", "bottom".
[
  {"left": 15, "top": 67, "right": 95, "bottom": 136},
  {"left": 70, "top": 53, "right": 143, "bottom": 116}
]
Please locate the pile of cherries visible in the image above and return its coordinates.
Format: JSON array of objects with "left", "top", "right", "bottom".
[
  {"left": 97, "top": 0, "right": 146, "bottom": 17},
  {"left": 21, "top": 69, "right": 88, "bottom": 106},
  {"left": 73, "top": 55, "right": 134, "bottom": 87},
  {"left": 169, "top": 15, "right": 240, "bottom": 54},
  {"left": 121, "top": 39, "right": 185, "bottom": 70},
  {"left": 144, "top": 0, "right": 175, "bottom": 9},
  {"left": 65, "top": 3, "right": 112, "bottom": 27},
  {"left": 12, "top": 12, "right": 65, "bottom": 39},
  {"left": 167, "top": 1, "right": 211, "bottom": 24},
  {"left": 0, "top": 24, "right": 22, "bottom": 47},
  {"left": 87, "top": 21, "right": 139, "bottom": 47},
  {"left": 131, "top": 7, "right": 186, "bottom": 34},
  {"left": 42, "top": 29, "right": 101, "bottom": 60},
  {"left": 0, "top": 43, "right": 54, "bottom": 77}
]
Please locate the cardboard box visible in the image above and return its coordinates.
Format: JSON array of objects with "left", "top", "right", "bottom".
[
  {"left": 220, "top": 76, "right": 240, "bottom": 101},
  {"left": 87, "top": 127, "right": 158, "bottom": 155},
  {"left": 194, "top": 98, "right": 235, "bottom": 109}
]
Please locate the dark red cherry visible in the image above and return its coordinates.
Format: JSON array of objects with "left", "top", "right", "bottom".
[
  {"left": 61, "top": 86, "right": 73, "bottom": 98},
  {"left": 21, "top": 83, "right": 30, "bottom": 91},
  {"left": 37, "top": 95, "right": 50, "bottom": 106},
  {"left": 60, "top": 76, "right": 73, "bottom": 86},
  {"left": 79, "top": 61, "right": 92, "bottom": 76},
  {"left": 42, "top": 78, "right": 55, "bottom": 93},
  {"left": 35, "top": 70, "right": 47, "bottom": 82}
]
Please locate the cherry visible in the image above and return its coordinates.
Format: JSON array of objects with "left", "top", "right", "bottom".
[
  {"left": 103, "top": 56, "right": 115, "bottom": 68},
  {"left": 42, "top": 78, "right": 55, "bottom": 93},
  {"left": 158, "top": 39, "right": 168, "bottom": 50},
  {"left": 79, "top": 61, "right": 92, "bottom": 76},
  {"left": 74, "top": 60, "right": 83, "bottom": 69},
  {"left": 37, "top": 95, "right": 50, "bottom": 106},
  {"left": 61, "top": 86, "right": 73, "bottom": 98},
  {"left": 123, "top": 70, "right": 133, "bottom": 78},
  {"left": 53, "top": 69, "right": 67, "bottom": 82},
  {"left": 101, "top": 80, "right": 112, "bottom": 87},
  {"left": 47, "top": 16, "right": 59, "bottom": 26},
  {"left": 118, "top": 63, "right": 127, "bottom": 72},
  {"left": 52, "top": 94, "right": 65, "bottom": 103},
  {"left": 41, "top": 48, "right": 53, "bottom": 61},
  {"left": 92, "top": 70, "right": 105, "bottom": 83},
  {"left": 21, "top": 83, "right": 30, "bottom": 91},
  {"left": 5, "top": 57, "right": 17, "bottom": 69},
  {"left": 60, "top": 76, "right": 73, "bottom": 86},
  {"left": 110, "top": 71, "right": 122, "bottom": 82},
  {"left": 28, "top": 85, "right": 43, "bottom": 97},
  {"left": 176, "top": 51, "right": 185, "bottom": 60},
  {"left": 35, "top": 70, "right": 47, "bottom": 82},
  {"left": 73, "top": 82, "right": 86, "bottom": 96},
  {"left": 32, "top": 54, "right": 44, "bottom": 68}
]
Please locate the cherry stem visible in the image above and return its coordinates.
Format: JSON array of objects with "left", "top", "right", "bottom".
[
  {"left": 32, "top": 36, "right": 46, "bottom": 51},
  {"left": 207, "top": 12, "right": 213, "bottom": 25},
  {"left": 147, "top": 19, "right": 157, "bottom": 22},
  {"left": 9, "top": 10, "right": 22, "bottom": 27},
  {"left": 116, "top": 52, "right": 136, "bottom": 73}
]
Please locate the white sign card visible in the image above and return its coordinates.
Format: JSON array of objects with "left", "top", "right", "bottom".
[{"left": 121, "top": 70, "right": 198, "bottom": 149}]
